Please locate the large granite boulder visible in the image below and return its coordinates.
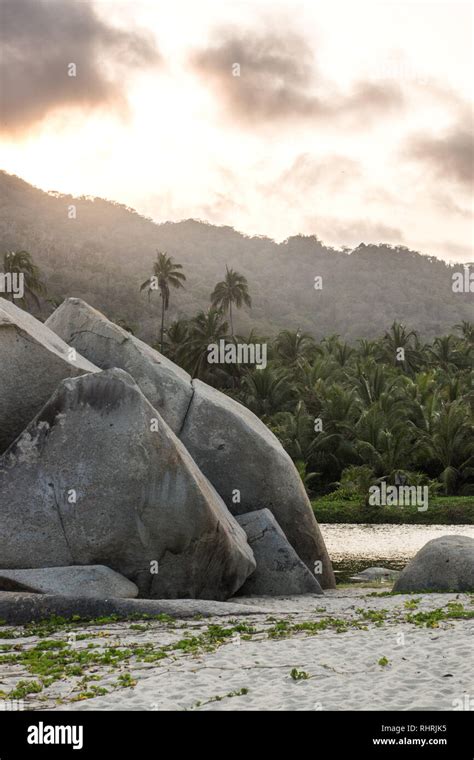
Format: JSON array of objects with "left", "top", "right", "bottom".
[
  {"left": 393, "top": 535, "right": 474, "bottom": 593},
  {"left": 47, "top": 299, "right": 335, "bottom": 588},
  {"left": 46, "top": 298, "right": 193, "bottom": 434},
  {"left": 0, "top": 368, "right": 255, "bottom": 600},
  {"left": 235, "top": 509, "right": 323, "bottom": 596},
  {"left": 0, "top": 565, "right": 138, "bottom": 598},
  {"left": 0, "top": 297, "right": 97, "bottom": 453},
  {"left": 180, "top": 381, "right": 335, "bottom": 588}
]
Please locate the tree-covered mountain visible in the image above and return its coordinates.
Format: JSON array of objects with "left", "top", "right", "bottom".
[{"left": 0, "top": 170, "right": 472, "bottom": 344}]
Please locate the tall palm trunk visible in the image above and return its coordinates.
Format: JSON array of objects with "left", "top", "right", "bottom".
[
  {"left": 160, "top": 290, "right": 166, "bottom": 353},
  {"left": 229, "top": 300, "right": 234, "bottom": 337}
]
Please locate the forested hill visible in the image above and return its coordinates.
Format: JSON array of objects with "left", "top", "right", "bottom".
[{"left": 1, "top": 170, "right": 472, "bottom": 343}]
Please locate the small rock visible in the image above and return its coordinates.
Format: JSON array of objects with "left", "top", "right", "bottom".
[{"left": 350, "top": 567, "right": 400, "bottom": 582}]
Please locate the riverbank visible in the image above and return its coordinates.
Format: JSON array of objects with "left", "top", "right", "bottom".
[
  {"left": 0, "top": 589, "right": 472, "bottom": 711},
  {"left": 320, "top": 523, "right": 474, "bottom": 582},
  {"left": 312, "top": 497, "right": 474, "bottom": 524}
]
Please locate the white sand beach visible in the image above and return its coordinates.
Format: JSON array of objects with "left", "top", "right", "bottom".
[{"left": 1, "top": 588, "right": 472, "bottom": 712}]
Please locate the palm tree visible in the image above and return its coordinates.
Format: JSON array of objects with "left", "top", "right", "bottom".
[
  {"left": 210, "top": 266, "right": 251, "bottom": 336},
  {"left": 274, "top": 329, "right": 316, "bottom": 365},
  {"left": 356, "top": 338, "right": 378, "bottom": 359},
  {"left": 294, "top": 355, "right": 343, "bottom": 415},
  {"left": 332, "top": 340, "right": 354, "bottom": 367},
  {"left": 1, "top": 250, "right": 47, "bottom": 309},
  {"left": 381, "top": 321, "right": 422, "bottom": 374},
  {"left": 164, "top": 318, "right": 189, "bottom": 362},
  {"left": 353, "top": 361, "right": 403, "bottom": 406},
  {"left": 240, "top": 366, "right": 294, "bottom": 417},
  {"left": 416, "top": 401, "right": 474, "bottom": 494},
  {"left": 355, "top": 406, "right": 413, "bottom": 477},
  {"left": 428, "top": 335, "right": 467, "bottom": 371},
  {"left": 181, "top": 308, "right": 229, "bottom": 380},
  {"left": 140, "top": 251, "right": 186, "bottom": 353},
  {"left": 454, "top": 320, "right": 474, "bottom": 345}
]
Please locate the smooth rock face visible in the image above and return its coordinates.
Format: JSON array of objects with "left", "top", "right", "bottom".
[
  {"left": 46, "top": 298, "right": 193, "bottom": 434},
  {"left": 0, "top": 566, "right": 139, "bottom": 598},
  {"left": 0, "top": 368, "right": 255, "bottom": 600},
  {"left": 393, "top": 535, "right": 474, "bottom": 593},
  {"left": 181, "top": 380, "right": 335, "bottom": 588},
  {"left": 235, "top": 509, "right": 323, "bottom": 596},
  {"left": 0, "top": 297, "right": 97, "bottom": 453}
]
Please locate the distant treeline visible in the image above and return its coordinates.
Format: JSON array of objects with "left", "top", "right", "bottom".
[{"left": 0, "top": 171, "right": 472, "bottom": 343}]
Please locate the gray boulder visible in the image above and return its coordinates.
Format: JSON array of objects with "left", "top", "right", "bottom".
[
  {"left": 46, "top": 298, "right": 193, "bottom": 434},
  {"left": 0, "top": 297, "right": 97, "bottom": 453},
  {"left": 0, "top": 368, "right": 255, "bottom": 600},
  {"left": 46, "top": 298, "right": 334, "bottom": 588},
  {"left": 393, "top": 535, "right": 474, "bottom": 593},
  {"left": 235, "top": 509, "right": 323, "bottom": 596},
  {"left": 181, "top": 381, "right": 335, "bottom": 588},
  {"left": 0, "top": 565, "right": 138, "bottom": 598}
]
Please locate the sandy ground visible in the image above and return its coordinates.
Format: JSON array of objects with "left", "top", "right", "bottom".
[{"left": 1, "top": 588, "right": 472, "bottom": 712}]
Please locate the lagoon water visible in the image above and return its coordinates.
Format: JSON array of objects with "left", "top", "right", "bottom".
[{"left": 321, "top": 523, "right": 474, "bottom": 581}]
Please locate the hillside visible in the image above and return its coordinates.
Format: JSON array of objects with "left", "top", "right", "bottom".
[{"left": 0, "top": 171, "right": 472, "bottom": 343}]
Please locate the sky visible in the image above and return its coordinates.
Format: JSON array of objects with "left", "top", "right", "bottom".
[{"left": 0, "top": 0, "right": 473, "bottom": 262}]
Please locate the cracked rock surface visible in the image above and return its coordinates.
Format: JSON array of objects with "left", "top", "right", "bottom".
[{"left": 0, "top": 368, "right": 255, "bottom": 600}]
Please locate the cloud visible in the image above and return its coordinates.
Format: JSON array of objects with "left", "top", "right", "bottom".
[
  {"left": 405, "top": 126, "right": 474, "bottom": 188},
  {"left": 198, "top": 192, "right": 247, "bottom": 223},
  {"left": 0, "top": 0, "right": 161, "bottom": 134},
  {"left": 277, "top": 153, "right": 362, "bottom": 193},
  {"left": 190, "top": 28, "right": 404, "bottom": 126},
  {"left": 431, "top": 192, "right": 472, "bottom": 219}
]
